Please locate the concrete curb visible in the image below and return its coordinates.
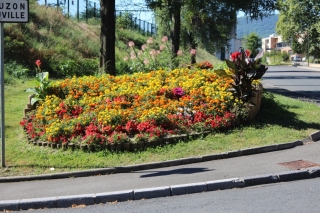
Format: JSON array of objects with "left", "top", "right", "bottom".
[
  {"left": 1, "top": 167, "right": 320, "bottom": 211},
  {"left": 4, "top": 134, "right": 320, "bottom": 183}
]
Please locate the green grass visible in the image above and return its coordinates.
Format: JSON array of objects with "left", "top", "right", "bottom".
[{"left": 0, "top": 80, "right": 319, "bottom": 177}]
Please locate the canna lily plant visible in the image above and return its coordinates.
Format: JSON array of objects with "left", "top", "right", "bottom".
[
  {"left": 26, "top": 60, "right": 51, "bottom": 105},
  {"left": 215, "top": 47, "right": 268, "bottom": 102}
]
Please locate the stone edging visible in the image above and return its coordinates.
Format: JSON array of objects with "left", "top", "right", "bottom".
[{"left": 1, "top": 167, "right": 320, "bottom": 211}]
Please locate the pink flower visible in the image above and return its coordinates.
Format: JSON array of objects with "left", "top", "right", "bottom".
[
  {"left": 161, "top": 36, "right": 168, "bottom": 42},
  {"left": 128, "top": 41, "right": 135, "bottom": 47},
  {"left": 141, "top": 44, "right": 147, "bottom": 51},
  {"left": 159, "top": 44, "right": 165, "bottom": 51},
  {"left": 149, "top": 49, "right": 157, "bottom": 56},
  {"left": 130, "top": 52, "right": 136, "bottom": 60},
  {"left": 172, "top": 87, "right": 185, "bottom": 98},
  {"left": 177, "top": 50, "right": 183, "bottom": 56},
  {"left": 147, "top": 37, "right": 153, "bottom": 44},
  {"left": 144, "top": 59, "right": 149, "bottom": 65},
  {"left": 190, "top": 49, "right": 196, "bottom": 55},
  {"left": 123, "top": 56, "right": 129, "bottom": 61}
]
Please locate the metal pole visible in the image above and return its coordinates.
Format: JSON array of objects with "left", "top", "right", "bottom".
[
  {"left": 86, "top": 0, "right": 88, "bottom": 23},
  {"left": 0, "top": 23, "right": 5, "bottom": 168},
  {"left": 68, "top": 0, "right": 70, "bottom": 18},
  {"left": 94, "top": 2, "right": 96, "bottom": 18},
  {"left": 307, "top": 29, "right": 310, "bottom": 67},
  {"left": 77, "top": 0, "right": 79, "bottom": 22}
]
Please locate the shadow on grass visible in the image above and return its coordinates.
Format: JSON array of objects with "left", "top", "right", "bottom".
[{"left": 248, "top": 91, "right": 320, "bottom": 130}]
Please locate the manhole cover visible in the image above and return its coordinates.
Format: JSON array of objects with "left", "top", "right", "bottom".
[{"left": 278, "top": 160, "right": 320, "bottom": 170}]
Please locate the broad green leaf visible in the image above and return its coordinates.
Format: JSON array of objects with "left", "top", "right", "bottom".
[
  {"left": 214, "top": 69, "right": 230, "bottom": 78},
  {"left": 36, "top": 72, "right": 49, "bottom": 81},
  {"left": 25, "top": 88, "right": 37, "bottom": 93},
  {"left": 31, "top": 97, "right": 43, "bottom": 105},
  {"left": 225, "top": 60, "right": 237, "bottom": 70}
]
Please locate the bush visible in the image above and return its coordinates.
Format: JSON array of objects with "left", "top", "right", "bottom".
[
  {"left": 4, "top": 61, "right": 30, "bottom": 78},
  {"left": 281, "top": 52, "right": 290, "bottom": 61},
  {"left": 53, "top": 58, "right": 99, "bottom": 77}
]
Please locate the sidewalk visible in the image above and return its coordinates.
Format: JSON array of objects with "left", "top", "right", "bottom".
[{"left": 1, "top": 131, "right": 320, "bottom": 211}]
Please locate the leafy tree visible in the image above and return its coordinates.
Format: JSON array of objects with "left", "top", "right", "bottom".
[
  {"left": 276, "top": 0, "right": 320, "bottom": 58},
  {"left": 243, "top": 32, "right": 262, "bottom": 57},
  {"left": 146, "top": 0, "right": 277, "bottom": 61},
  {"left": 100, "top": 0, "right": 116, "bottom": 75}
]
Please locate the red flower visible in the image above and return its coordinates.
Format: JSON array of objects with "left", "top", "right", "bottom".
[
  {"left": 35, "top": 59, "right": 41, "bottom": 68},
  {"left": 231, "top": 52, "right": 241, "bottom": 61},
  {"left": 245, "top": 50, "right": 251, "bottom": 57}
]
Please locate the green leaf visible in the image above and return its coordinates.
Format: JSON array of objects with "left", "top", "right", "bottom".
[
  {"left": 25, "top": 88, "right": 37, "bottom": 93},
  {"left": 31, "top": 97, "right": 43, "bottom": 105},
  {"left": 225, "top": 60, "right": 236, "bottom": 70},
  {"left": 36, "top": 72, "right": 49, "bottom": 82},
  {"left": 214, "top": 69, "right": 230, "bottom": 78}
]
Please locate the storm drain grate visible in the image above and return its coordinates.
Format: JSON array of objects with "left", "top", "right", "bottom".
[{"left": 278, "top": 160, "right": 320, "bottom": 170}]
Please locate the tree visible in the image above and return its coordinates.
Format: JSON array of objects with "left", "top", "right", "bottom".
[
  {"left": 276, "top": 0, "right": 320, "bottom": 58},
  {"left": 146, "top": 0, "right": 277, "bottom": 62},
  {"left": 146, "top": 0, "right": 183, "bottom": 58},
  {"left": 100, "top": 0, "right": 116, "bottom": 75},
  {"left": 243, "top": 32, "right": 262, "bottom": 57}
]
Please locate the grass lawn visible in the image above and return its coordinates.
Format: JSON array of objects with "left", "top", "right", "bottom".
[{"left": 0, "top": 79, "right": 319, "bottom": 177}]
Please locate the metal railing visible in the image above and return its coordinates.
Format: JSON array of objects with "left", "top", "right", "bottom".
[{"left": 40, "top": 0, "right": 156, "bottom": 36}]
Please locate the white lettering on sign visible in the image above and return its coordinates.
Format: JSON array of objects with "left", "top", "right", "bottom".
[{"left": 0, "top": 0, "right": 29, "bottom": 23}]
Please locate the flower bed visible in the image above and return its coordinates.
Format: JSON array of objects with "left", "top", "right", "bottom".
[{"left": 20, "top": 68, "right": 249, "bottom": 151}]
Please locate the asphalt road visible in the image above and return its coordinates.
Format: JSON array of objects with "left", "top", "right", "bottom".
[
  {"left": 262, "top": 65, "right": 320, "bottom": 105},
  {"left": 13, "top": 178, "right": 320, "bottom": 213}
]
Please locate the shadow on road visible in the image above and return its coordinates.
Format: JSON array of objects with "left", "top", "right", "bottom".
[{"left": 139, "top": 167, "right": 213, "bottom": 178}]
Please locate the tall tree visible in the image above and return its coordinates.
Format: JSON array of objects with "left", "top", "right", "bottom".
[
  {"left": 100, "top": 0, "right": 116, "bottom": 75},
  {"left": 243, "top": 32, "right": 262, "bottom": 57},
  {"left": 276, "top": 0, "right": 320, "bottom": 58}
]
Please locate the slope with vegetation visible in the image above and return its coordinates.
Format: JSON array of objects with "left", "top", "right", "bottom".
[{"left": 4, "top": 0, "right": 219, "bottom": 79}]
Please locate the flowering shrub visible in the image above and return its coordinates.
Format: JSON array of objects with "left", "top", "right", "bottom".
[
  {"left": 20, "top": 68, "right": 248, "bottom": 150},
  {"left": 25, "top": 60, "right": 51, "bottom": 105},
  {"left": 195, "top": 61, "right": 213, "bottom": 70},
  {"left": 215, "top": 47, "right": 267, "bottom": 102},
  {"left": 124, "top": 36, "right": 195, "bottom": 72}
]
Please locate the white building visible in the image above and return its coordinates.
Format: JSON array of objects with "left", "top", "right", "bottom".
[
  {"left": 261, "top": 33, "right": 292, "bottom": 55},
  {"left": 215, "top": 25, "right": 243, "bottom": 60}
]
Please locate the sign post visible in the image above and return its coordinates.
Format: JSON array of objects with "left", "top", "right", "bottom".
[{"left": 0, "top": 0, "right": 29, "bottom": 168}]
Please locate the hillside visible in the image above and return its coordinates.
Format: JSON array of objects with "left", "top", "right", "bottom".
[
  {"left": 237, "top": 14, "right": 279, "bottom": 39},
  {"left": 4, "top": 1, "right": 220, "bottom": 78}
]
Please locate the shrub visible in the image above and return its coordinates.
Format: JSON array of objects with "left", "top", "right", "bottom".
[{"left": 123, "top": 36, "right": 195, "bottom": 72}]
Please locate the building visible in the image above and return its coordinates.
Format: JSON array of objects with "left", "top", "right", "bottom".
[
  {"left": 261, "top": 33, "right": 293, "bottom": 55},
  {"left": 215, "top": 24, "right": 243, "bottom": 60}
]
